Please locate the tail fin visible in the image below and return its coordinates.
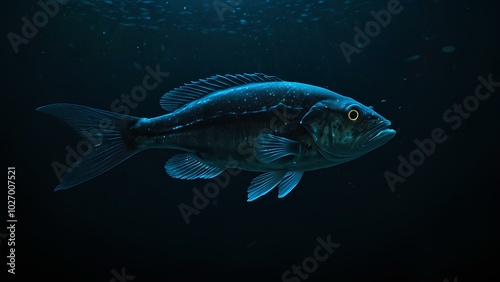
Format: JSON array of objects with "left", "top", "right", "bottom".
[{"left": 37, "top": 103, "right": 143, "bottom": 191}]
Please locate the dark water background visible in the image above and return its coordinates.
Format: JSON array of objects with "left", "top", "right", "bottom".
[{"left": 1, "top": 0, "right": 499, "bottom": 281}]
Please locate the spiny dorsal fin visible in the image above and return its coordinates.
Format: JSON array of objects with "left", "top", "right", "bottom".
[{"left": 160, "top": 73, "right": 283, "bottom": 112}]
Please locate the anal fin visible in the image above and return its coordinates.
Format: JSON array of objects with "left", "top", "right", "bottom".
[{"left": 165, "top": 154, "right": 225, "bottom": 180}]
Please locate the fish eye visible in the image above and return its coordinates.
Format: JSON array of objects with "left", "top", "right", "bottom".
[
  {"left": 347, "top": 109, "right": 359, "bottom": 121},
  {"left": 346, "top": 105, "right": 363, "bottom": 121}
]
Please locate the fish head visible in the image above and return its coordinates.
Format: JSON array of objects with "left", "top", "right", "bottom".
[{"left": 300, "top": 97, "right": 396, "bottom": 163}]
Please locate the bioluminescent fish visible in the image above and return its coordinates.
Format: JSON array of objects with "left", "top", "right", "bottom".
[{"left": 38, "top": 73, "right": 396, "bottom": 201}]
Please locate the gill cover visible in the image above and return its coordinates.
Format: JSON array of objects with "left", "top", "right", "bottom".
[{"left": 300, "top": 101, "right": 335, "bottom": 154}]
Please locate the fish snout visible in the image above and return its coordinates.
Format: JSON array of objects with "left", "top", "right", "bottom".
[{"left": 359, "top": 119, "right": 396, "bottom": 150}]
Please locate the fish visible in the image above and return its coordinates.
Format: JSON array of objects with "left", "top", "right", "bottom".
[{"left": 37, "top": 73, "right": 396, "bottom": 201}]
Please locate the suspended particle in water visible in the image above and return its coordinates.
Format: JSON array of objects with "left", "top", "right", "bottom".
[
  {"left": 404, "top": 54, "right": 421, "bottom": 62},
  {"left": 441, "top": 45, "right": 455, "bottom": 53}
]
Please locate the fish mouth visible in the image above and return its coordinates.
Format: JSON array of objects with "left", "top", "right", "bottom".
[{"left": 360, "top": 121, "right": 396, "bottom": 148}]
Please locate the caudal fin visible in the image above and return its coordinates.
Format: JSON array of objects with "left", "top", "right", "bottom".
[{"left": 37, "top": 103, "right": 143, "bottom": 191}]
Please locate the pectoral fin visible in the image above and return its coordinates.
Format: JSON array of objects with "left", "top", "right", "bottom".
[
  {"left": 254, "top": 134, "right": 300, "bottom": 163},
  {"left": 165, "top": 154, "right": 225, "bottom": 180},
  {"left": 247, "top": 171, "right": 305, "bottom": 201}
]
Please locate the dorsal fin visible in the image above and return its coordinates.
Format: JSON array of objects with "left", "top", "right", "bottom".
[{"left": 160, "top": 73, "right": 283, "bottom": 112}]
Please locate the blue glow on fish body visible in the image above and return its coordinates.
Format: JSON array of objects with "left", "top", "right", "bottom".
[{"left": 37, "top": 73, "right": 396, "bottom": 201}]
